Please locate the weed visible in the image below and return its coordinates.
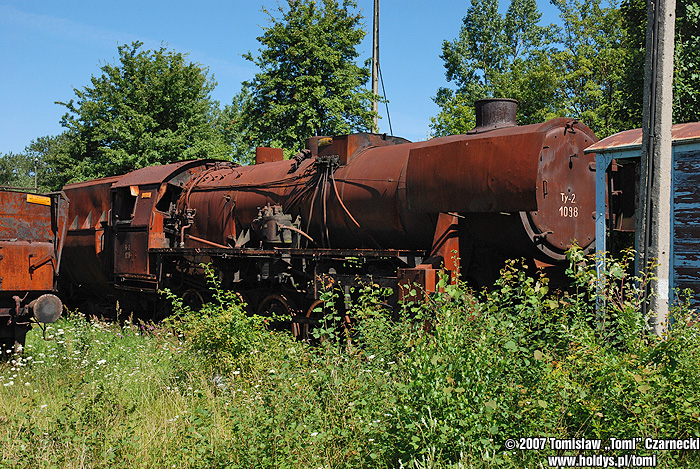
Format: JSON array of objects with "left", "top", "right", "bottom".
[{"left": 0, "top": 251, "right": 698, "bottom": 467}]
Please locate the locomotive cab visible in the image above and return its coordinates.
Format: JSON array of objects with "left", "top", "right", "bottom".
[{"left": 108, "top": 160, "right": 232, "bottom": 293}]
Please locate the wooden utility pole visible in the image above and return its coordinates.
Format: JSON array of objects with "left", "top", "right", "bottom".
[
  {"left": 639, "top": 0, "right": 675, "bottom": 334},
  {"left": 371, "top": 0, "right": 379, "bottom": 132}
]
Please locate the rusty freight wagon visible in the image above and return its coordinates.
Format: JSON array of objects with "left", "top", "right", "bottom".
[
  {"left": 0, "top": 189, "right": 68, "bottom": 352},
  {"left": 60, "top": 100, "right": 599, "bottom": 335}
]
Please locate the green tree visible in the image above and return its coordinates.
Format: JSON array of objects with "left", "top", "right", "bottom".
[
  {"left": 618, "top": 0, "right": 646, "bottom": 129},
  {"left": 552, "top": 0, "right": 627, "bottom": 137},
  {"left": 218, "top": 87, "right": 257, "bottom": 164},
  {"left": 0, "top": 152, "right": 35, "bottom": 190},
  {"left": 429, "top": 90, "right": 476, "bottom": 137},
  {"left": 27, "top": 134, "right": 73, "bottom": 191},
  {"left": 241, "top": 0, "right": 376, "bottom": 151},
  {"left": 620, "top": 0, "right": 700, "bottom": 127},
  {"left": 0, "top": 135, "right": 66, "bottom": 192},
  {"left": 430, "top": 0, "right": 561, "bottom": 136},
  {"left": 674, "top": 0, "right": 700, "bottom": 123},
  {"left": 54, "top": 41, "right": 230, "bottom": 185}
]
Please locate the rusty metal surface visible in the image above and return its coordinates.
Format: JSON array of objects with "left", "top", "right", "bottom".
[
  {"left": 585, "top": 122, "right": 700, "bottom": 154},
  {"left": 332, "top": 140, "right": 433, "bottom": 248},
  {"left": 112, "top": 160, "right": 220, "bottom": 188},
  {"left": 181, "top": 138, "right": 436, "bottom": 250},
  {"left": 255, "top": 147, "right": 284, "bottom": 164},
  {"left": 315, "top": 133, "right": 410, "bottom": 164},
  {"left": 57, "top": 114, "right": 601, "bottom": 309},
  {"left": 406, "top": 127, "right": 541, "bottom": 213},
  {"left": 115, "top": 228, "right": 150, "bottom": 276},
  {"left": 63, "top": 176, "right": 121, "bottom": 229},
  {"left": 473, "top": 98, "right": 517, "bottom": 130},
  {"left": 62, "top": 161, "right": 226, "bottom": 293},
  {"left": 526, "top": 119, "right": 598, "bottom": 258},
  {"left": 179, "top": 118, "right": 596, "bottom": 262},
  {"left": 62, "top": 177, "right": 120, "bottom": 295},
  {"left": 0, "top": 240, "right": 55, "bottom": 292},
  {"left": 405, "top": 115, "right": 597, "bottom": 260},
  {"left": 0, "top": 190, "right": 67, "bottom": 296},
  {"left": 0, "top": 190, "right": 54, "bottom": 242}
]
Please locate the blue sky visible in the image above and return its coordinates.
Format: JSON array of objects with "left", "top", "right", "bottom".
[{"left": 0, "top": 0, "right": 562, "bottom": 154}]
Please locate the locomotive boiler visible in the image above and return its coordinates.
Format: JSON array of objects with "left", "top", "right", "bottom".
[
  {"left": 60, "top": 99, "right": 598, "bottom": 333},
  {"left": 0, "top": 189, "right": 68, "bottom": 351}
]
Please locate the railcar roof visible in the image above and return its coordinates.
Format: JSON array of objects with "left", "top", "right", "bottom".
[
  {"left": 585, "top": 122, "right": 700, "bottom": 154},
  {"left": 111, "top": 159, "right": 222, "bottom": 188}
]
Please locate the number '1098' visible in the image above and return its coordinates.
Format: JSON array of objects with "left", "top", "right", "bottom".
[{"left": 559, "top": 206, "right": 579, "bottom": 217}]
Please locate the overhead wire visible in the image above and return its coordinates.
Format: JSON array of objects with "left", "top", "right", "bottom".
[{"left": 378, "top": 62, "right": 393, "bottom": 136}]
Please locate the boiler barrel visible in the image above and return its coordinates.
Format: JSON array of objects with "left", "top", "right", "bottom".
[{"left": 181, "top": 117, "right": 597, "bottom": 261}]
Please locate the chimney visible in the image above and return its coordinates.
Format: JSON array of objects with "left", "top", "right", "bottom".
[{"left": 474, "top": 98, "right": 518, "bottom": 131}]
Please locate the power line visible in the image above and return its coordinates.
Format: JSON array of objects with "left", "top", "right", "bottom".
[{"left": 378, "top": 62, "right": 393, "bottom": 136}]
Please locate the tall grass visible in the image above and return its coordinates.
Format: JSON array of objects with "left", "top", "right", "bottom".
[{"left": 0, "top": 250, "right": 698, "bottom": 468}]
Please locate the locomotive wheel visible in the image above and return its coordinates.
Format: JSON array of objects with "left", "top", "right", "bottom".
[
  {"left": 294, "top": 299, "right": 325, "bottom": 341},
  {"left": 182, "top": 289, "right": 206, "bottom": 311},
  {"left": 231, "top": 291, "right": 251, "bottom": 312},
  {"left": 296, "top": 298, "right": 348, "bottom": 342},
  {"left": 257, "top": 294, "right": 295, "bottom": 331}
]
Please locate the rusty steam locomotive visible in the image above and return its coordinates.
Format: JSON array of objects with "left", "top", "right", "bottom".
[
  {"left": 0, "top": 189, "right": 67, "bottom": 351},
  {"left": 54, "top": 99, "right": 598, "bottom": 335}
]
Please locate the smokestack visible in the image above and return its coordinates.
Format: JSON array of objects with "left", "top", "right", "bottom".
[{"left": 474, "top": 98, "right": 518, "bottom": 130}]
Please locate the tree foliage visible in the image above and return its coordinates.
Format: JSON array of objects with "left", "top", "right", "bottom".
[
  {"left": 618, "top": 0, "right": 646, "bottom": 130},
  {"left": 218, "top": 86, "right": 257, "bottom": 164},
  {"left": 0, "top": 135, "right": 67, "bottom": 192},
  {"left": 0, "top": 152, "right": 37, "bottom": 190},
  {"left": 620, "top": 0, "right": 700, "bottom": 127},
  {"left": 674, "top": 0, "right": 700, "bottom": 123},
  {"left": 433, "top": 0, "right": 700, "bottom": 138},
  {"left": 552, "top": 0, "right": 627, "bottom": 137},
  {"left": 240, "top": 0, "right": 376, "bottom": 152},
  {"left": 53, "top": 41, "right": 230, "bottom": 185},
  {"left": 430, "top": 0, "right": 561, "bottom": 136},
  {"left": 431, "top": 0, "right": 628, "bottom": 138}
]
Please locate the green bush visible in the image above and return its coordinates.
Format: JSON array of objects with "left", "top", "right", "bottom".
[
  {"left": 386, "top": 250, "right": 700, "bottom": 468},
  {"left": 164, "top": 270, "right": 275, "bottom": 375},
  {"left": 1, "top": 251, "right": 698, "bottom": 468}
]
